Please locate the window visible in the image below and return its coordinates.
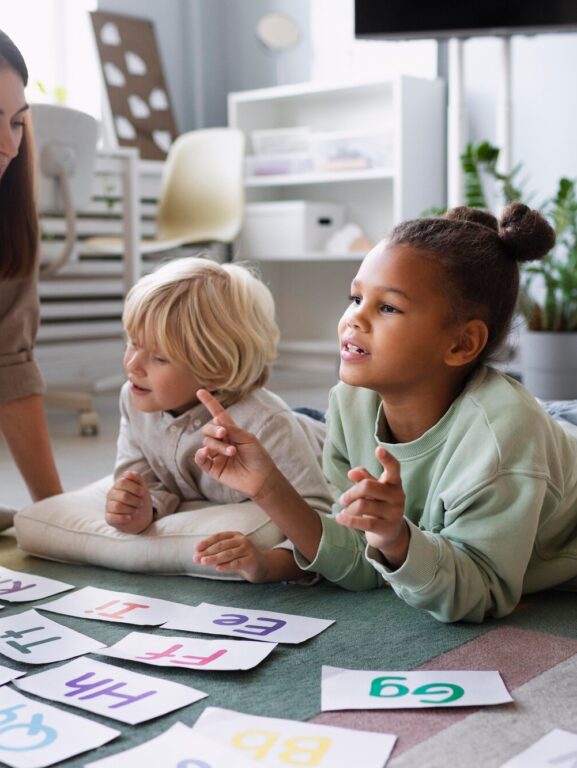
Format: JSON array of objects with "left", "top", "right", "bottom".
[{"left": 2, "top": 0, "right": 101, "bottom": 119}]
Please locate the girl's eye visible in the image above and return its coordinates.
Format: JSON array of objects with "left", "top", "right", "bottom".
[
  {"left": 380, "top": 304, "right": 398, "bottom": 313},
  {"left": 348, "top": 294, "right": 361, "bottom": 305},
  {"left": 152, "top": 355, "right": 168, "bottom": 364},
  {"left": 11, "top": 120, "right": 25, "bottom": 129}
]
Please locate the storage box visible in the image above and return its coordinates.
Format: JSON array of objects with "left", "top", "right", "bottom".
[
  {"left": 311, "top": 130, "right": 392, "bottom": 172},
  {"left": 244, "top": 152, "right": 313, "bottom": 177},
  {"left": 240, "top": 201, "right": 345, "bottom": 258},
  {"left": 251, "top": 127, "right": 312, "bottom": 155}
]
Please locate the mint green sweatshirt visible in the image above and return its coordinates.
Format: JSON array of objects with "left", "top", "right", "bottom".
[{"left": 295, "top": 366, "right": 577, "bottom": 623}]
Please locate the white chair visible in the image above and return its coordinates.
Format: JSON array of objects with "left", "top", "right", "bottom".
[
  {"left": 32, "top": 104, "right": 105, "bottom": 435},
  {"left": 84, "top": 127, "right": 245, "bottom": 263}
]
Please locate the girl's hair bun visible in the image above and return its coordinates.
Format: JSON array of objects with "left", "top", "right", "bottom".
[
  {"left": 444, "top": 206, "right": 499, "bottom": 233},
  {"left": 498, "top": 201, "right": 555, "bottom": 263}
]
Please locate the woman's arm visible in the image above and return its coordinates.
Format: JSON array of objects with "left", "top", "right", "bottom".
[{"left": 0, "top": 393, "right": 62, "bottom": 500}]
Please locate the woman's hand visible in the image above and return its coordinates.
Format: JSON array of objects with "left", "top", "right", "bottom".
[
  {"left": 336, "top": 446, "right": 410, "bottom": 569},
  {"left": 105, "top": 470, "right": 154, "bottom": 534},
  {"left": 194, "top": 389, "right": 278, "bottom": 500}
]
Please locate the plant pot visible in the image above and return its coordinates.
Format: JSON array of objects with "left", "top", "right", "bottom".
[{"left": 519, "top": 330, "right": 577, "bottom": 400}]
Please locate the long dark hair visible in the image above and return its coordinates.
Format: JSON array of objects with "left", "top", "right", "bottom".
[
  {"left": 389, "top": 203, "right": 555, "bottom": 364},
  {"left": 0, "top": 29, "right": 37, "bottom": 279}
]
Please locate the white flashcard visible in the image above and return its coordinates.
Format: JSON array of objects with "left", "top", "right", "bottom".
[
  {"left": 191, "top": 706, "right": 397, "bottom": 768},
  {"left": 0, "top": 687, "right": 119, "bottom": 768},
  {"left": 86, "top": 722, "right": 256, "bottom": 767},
  {"left": 164, "top": 602, "right": 335, "bottom": 644},
  {"left": 0, "top": 567, "right": 74, "bottom": 603},
  {"left": 0, "top": 662, "right": 25, "bottom": 686},
  {"left": 14, "top": 656, "right": 207, "bottom": 725},
  {"left": 39, "top": 586, "right": 183, "bottom": 626},
  {"left": 0, "top": 609, "right": 106, "bottom": 665},
  {"left": 499, "top": 728, "right": 577, "bottom": 767},
  {"left": 99, "top": 631, "right": 277, "bottom": 671},
  {"left": 321, "top": 666, "right": 513, "bottom": 711}
]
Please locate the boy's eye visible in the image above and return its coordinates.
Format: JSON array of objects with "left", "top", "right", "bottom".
[
  {"left": 152, "top": 355, "right": 168, "bottom": 364},
  {"left": 348, "top": 294, "right": 361, "bottom": 305},
  {"left": 380, "top": 304, "right": 398, "bottom": 313}
]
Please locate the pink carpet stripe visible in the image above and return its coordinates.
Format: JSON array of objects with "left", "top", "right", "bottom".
[{"left": 310, "top": 627, "right": 577, "bottom": 756}]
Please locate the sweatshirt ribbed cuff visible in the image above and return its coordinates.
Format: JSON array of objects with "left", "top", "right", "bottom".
[{"left": 365, "top": 519, "right": 440, "bottom": 591}]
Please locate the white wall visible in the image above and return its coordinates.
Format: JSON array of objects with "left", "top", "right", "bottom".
[{"left": 464, "top": 32, "right": 577, "bottom": 205}]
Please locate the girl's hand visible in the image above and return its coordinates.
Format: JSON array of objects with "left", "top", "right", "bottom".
[
  {"left": 194, "top": 531, "right": 269, "bottom": 583},
  {"left": 336, "top": 446, "right": 410, "bottom": 569},
  {"left": 194, "top": 389, "right": 278, "bottom": 500},
  {"left": 105, "top": 471, "right": 154, "bottom": 534}
]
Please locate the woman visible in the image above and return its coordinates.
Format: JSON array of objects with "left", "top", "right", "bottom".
[{"left": 0, "top": 29, "right": 62, "bottom": 527}]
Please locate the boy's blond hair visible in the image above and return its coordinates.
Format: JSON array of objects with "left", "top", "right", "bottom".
[{"left": 123, "top": 257, "right": 279, "bottom": 407}]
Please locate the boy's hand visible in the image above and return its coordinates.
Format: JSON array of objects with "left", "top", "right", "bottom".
[
  {"left": 335, "top": 446, "right": 410, "bottom": 569},
  {"left": 194, "top": 531, "right": 270, "bottom": 583},
  {"left": 105, "top": 471, "right": 154, "bottom": 534},
  {"left": 194, "top": 389, "right": 278, "bottom": 500}
]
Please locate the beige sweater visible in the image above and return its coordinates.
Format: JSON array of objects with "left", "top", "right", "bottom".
[
  {"left": 0, "top": 274, "right": 44, "bottom": 403},
  {"left": 114, "top": 382, "right": 334, "bottom": 518}
]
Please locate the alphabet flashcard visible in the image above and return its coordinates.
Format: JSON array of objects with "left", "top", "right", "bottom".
[
  {"left": 14, "top": 656, "right": 207, "bottom": 725},
  {"left": 0, "top": 686, "right": 119, "bottom": 768},
  {"left": 191, "top": 706, "right": 397, "bottom": 768},
  {"left": 39, "top": 586, "right": 183, "bottom": 626},
  {"left": 98, "top": 631, "right": 277, "bottom": 671},
  {"left": 321, "top": 666, "right": 513, "bottom": 711},
  {"left": 0, "top": 610, "right": 106, "bottom": 665},
  {"left": 0, "top": 663, "right": 25, "bottom": 686},
  {"left": 0, "top": 567, "right": 74, "bottom": 603},
  {"left": 163, "top": 602, "right": 335, "bottom": 644},
  {"left": 499, "top": 728, "right": 577, "bottom": 767},
  {"left": 85, "top": 722, "right": 256, "bottom": 767}
]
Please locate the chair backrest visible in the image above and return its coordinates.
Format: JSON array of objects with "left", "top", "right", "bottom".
[
  {"left": 31, "top": 104, "right": 99, "bottom": 214},
  {"left": 156, "top": 127, "right": 245, "bottom": 244}
]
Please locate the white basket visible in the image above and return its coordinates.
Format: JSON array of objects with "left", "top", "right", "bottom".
[{"left": 311, "top": 130, "right": 392, "bottom": 172}]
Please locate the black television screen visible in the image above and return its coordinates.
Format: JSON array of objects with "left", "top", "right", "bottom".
[{"left": 355, "top": 1, "right": 577, "bottom": 39}]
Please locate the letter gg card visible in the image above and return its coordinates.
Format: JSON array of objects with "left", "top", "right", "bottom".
[
  {"left": 191, "top": 706, "right": 397, "bottom": 768},
  {"left": 0, "top": 566, "right": 74, "bottom": 603},
  {"left": 0, "top": 609, "right": 106, "bottom": 665},
  {"left": 14, "top": 656, "right": 207, "bottom": 725},
  {"left": 499, "top": 728, "right": 577, "bottom": 767},
  {"left": 164, "top": 602, "right": 335, "bottom": 644},
  {"left": 321, "top": 666, "right": 513, "bottom": 711},
  {"left": 98, "top": 631, "right": 276, "bottom": 670},
  {"left": 86, "top": 722, "right": 255, "bottom": 767},
  {"left": 39, "top": 586, "right": 181, "bottom": 626},
  {"left": 0, "top": 687, "right": 119, "bottom": 768}
]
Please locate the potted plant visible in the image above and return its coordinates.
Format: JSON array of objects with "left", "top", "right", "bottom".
[{"left": 459, "top": 142, "right": 577, "bottom": 399}]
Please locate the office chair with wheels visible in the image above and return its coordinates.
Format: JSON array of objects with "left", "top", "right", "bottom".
[
  {"left": 32, "top": 103, "right": 106, "bottom": 435},
  {"left": 84, "top": 127, "right": 245, "bottom": 264}
]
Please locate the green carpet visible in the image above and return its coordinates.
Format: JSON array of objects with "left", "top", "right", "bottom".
[{"left": 0, "top": 537, "right": 575, "bottom": 766}]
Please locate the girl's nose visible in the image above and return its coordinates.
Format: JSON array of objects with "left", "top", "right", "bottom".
[
  {"left": 125, "top": 349, "right": 145, "bottom": 374},
  {"left": 347, "top": 303, "right": 368, "bottom": 330}
]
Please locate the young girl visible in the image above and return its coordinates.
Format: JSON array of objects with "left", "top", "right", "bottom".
[
  {"left": 105, "top": 256, "right": 333, "bottom": 582},
  {"left": 195, "top": 202, "right": 577, "bottom": 623}
]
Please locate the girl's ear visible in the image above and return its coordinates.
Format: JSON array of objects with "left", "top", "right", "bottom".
[{"left": 445, "top": 319, "right": 489, "bottom": 367}]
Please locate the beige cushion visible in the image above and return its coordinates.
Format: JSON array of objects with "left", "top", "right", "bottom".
[{"left": 14, "top": 475, "right": 285, "bottom": 580}]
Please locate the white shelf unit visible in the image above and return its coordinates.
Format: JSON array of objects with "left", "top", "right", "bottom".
[
  {"left": 36, "top": 152, "right": 165, "bottom": 392},
  {"left": 228, "top": 77, "right": 446, "bottom": 389}
]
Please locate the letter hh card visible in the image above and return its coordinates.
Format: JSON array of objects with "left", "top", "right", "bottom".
[
  {"left": 86, "top": 723, "right": 256, "bottom": 767},
  {"left": 98, "top": 631, "right": 277, "bottom": 670},
  {"left": 163, "top": 602, "right": 335, "bottom": 644},
  {"left": 321, "top": 666, "right": 513, "bottom": 711},
  {"left": 191, "top": 706, "right": 397, "bottom": 768},
  {"left": 0, "top": 566, "right": 74, "bottom": 603},
  {"left": 0, "top": 687, "right": 119, "bottom": 768},
  {"left": 0, "top": 609, "right": 106, "bottom": 665},
  {"left": 14, "top": 656, "right": 207, "bottom": 724},
  {"left": 38, "top": 586, "right": 184, "bottom": 626},
  {"left": 500, "top": 729, "right": 577, "bottom": 767}
]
